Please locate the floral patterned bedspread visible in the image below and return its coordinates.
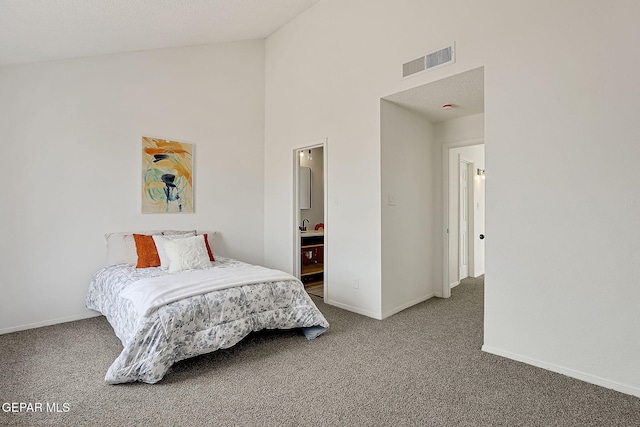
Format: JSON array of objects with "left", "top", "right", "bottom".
[{"left": 86, "top": 257, "right": 329, "bottom": 384}]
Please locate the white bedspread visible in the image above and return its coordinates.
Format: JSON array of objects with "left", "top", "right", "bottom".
[{"left": 120, "top": 264, "right": 296, "bottom": 316}]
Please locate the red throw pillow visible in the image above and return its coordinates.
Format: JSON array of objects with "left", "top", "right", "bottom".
[
  {"left": 133, "top": 234, "right": 160, "bottom": 268},
  {"left": 202, "top": 233, "right": 215, "bottom": 261}
]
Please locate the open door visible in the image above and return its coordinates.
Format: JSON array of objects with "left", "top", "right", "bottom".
[{"left": 458, "top": 158, "right": 473, "bottom": 281}]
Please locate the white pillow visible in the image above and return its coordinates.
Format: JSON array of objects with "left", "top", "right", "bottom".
[
  {"left": 163, "top": 234, "right": 212, "bottom": 273},
  {"left": 152, "top": 233, "right": 196, "bottom": 269},
  {"left": 162, "top": 230, "right": 197, "bottom": 236}
]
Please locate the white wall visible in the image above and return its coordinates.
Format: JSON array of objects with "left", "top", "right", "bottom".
[
  {"left": 265, "top": 1, "right": 386, "bottom": 318},
  {"left": 436, "top": 114, "right": 485, "bottom": 146},
  {"left": 0, "top": 41, "right": 266, "bottom": 333},
  {"left": 483, "top": 1, "right": 640, "bottom": 396},
  {"left": 381, "top": 100, "right": 440, "bottom": 317},
  {"left": 265, "top": 0, "right": 640, "bottom": 396}
]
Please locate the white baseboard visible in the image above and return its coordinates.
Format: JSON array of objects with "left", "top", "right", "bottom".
[
  {"left": 327, "top": 293, "right": 436, "bottom": 320},
  {"left": 482, "top": 345, "right": 640, "bottom": 398},
  {"left": 382, "top": 293, "right": 435, "bottom": 319},
  {"left": 450, "top": 281, "right": 460, "bottom": 289},
  {"left": 0, "top": 311, "right": 101, "bottom": 335},
  {"left": 325, "top": 299, "right": 382, "bottom": 320}
]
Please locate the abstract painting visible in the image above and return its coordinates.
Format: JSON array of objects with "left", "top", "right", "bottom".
[{"left": 142, "top": 136, "right": 193, "bottom": 213}]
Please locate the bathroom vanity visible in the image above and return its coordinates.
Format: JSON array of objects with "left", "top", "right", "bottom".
[{"left": 300, "top": 231, "right": 324, "bottom": 288}]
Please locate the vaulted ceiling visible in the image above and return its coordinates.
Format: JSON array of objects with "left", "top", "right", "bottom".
[
  {"left": 1, "top": 0, "right": 483, "bottom": 124},
  {"left": 0, "top": 0, "right": 320, "bottom": 67}
]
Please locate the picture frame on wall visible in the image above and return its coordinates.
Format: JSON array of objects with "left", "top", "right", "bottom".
[{"left": 141, "top": 136, "right": 193, "bottom": 213}]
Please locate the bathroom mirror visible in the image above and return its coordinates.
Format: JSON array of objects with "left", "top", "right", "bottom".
[{"left": 299, "top": 166, "right": 311, "bottom": 210}]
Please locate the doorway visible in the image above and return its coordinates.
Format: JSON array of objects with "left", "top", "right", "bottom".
[
  {"left": 445, "top": 143, "right": 485, "bottom": 296},
  {"left": 381, "top": 66, "right": 485, "bottom": 301},
  {"left": 294, "top": 141, "right": 327, "bottom": 299}
]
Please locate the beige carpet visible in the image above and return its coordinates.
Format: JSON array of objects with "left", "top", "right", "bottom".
[{"left": 1, "top": 277, "right": 639, "bottom": 426}]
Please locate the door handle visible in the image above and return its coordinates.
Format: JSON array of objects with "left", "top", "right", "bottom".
[{"left": 479, "top": 234, "right": 485, "bottom": 240}]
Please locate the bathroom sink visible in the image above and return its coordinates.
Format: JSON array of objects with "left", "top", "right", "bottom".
[{"left": 300, "top": 230, "right": 324, "bottom": 237}]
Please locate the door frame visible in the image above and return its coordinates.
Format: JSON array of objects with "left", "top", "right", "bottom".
[
  {"left": 293, "top": 138, "right": 328, "bottom": 300},
  {"left": 441, "top": 138, "right": 484, "bottom": 298}
]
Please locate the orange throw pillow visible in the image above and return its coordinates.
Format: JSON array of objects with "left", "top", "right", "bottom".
[{"left": 133, "top": 234, "right": 160, "bottom": 268}]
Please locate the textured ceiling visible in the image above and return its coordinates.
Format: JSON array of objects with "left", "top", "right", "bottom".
[
  {"left": 0, "top": 0, "right": 320, "bottom": 67},
  {"left": 384, "top": 67, "right": 484, "bottom": 123}
]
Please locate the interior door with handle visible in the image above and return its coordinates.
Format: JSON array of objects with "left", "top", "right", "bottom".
[{"left": 459, "top": 159, "right": 471, "bottom": 280}]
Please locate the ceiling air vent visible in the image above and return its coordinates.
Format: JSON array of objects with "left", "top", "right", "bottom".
[
  {"left": 402, "top": 43, "right": 455, "bottom": 78},
  {"left": 402, "top": 57, "right": 425, "bottom": 78}
]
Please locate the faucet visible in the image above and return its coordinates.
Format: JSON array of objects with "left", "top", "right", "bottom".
[{"left": 300, "top": 218, "right": 309, "bottom": 231}]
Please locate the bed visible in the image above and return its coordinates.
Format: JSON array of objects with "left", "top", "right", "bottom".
[{"left": 86, "top": 231, "right": 329, "bottom": 384}]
